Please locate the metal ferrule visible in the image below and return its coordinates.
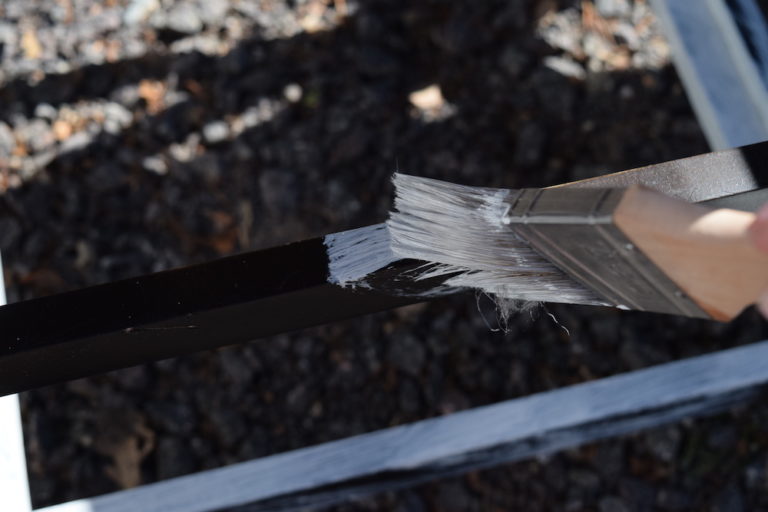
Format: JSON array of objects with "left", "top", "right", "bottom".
[{"left": 505, "top": 188, "right": 711, "bottom": 319}]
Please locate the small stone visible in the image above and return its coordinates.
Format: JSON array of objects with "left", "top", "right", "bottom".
[
  {"left": 398, "top": 377, "right": 421, "bottom": 414},
  {"left": 357, "top": 45, "right": 399, "bottom": 76},
  {"left": 21, "top": 119, "right": 54, "bottom": 153},
  {"left": 619, "top": 478, "right": 656, "bottom": 511},
  {"left": 0, "top": 217, "right": 21, "bottom": 250},
  {"left": 202, "top": 121, "right": 229, "bottom": 144},
  {"left": 599, "top": 496, "right": 630, "bottom": 512},
  {"left": 584, "top": 32, "right": 613, "bottom": 66},
  {"left": 166, "top": 5, "right": 203, "bottom": 34},
  {"left": 514, "top": 122, "right": 546, "bottom": 166},
  {"left": 657, "top": 488, "right": 693, "bottom": 511},
  {"left": 388, "top": 335, "right": 426, "bottom": 377},
  {"left": 34, "top": 103, "right": 58, "bottom": 120},
  {"left": 714, "top": 485, "right": 745, "bottom": 512},
  {"left": 707, "top": 425, "right": 737, "bottom": 449},
  {"left": 147, "top": 401, "right": 198, "bottom": 436},
  {"left": 142, "top": 155, "right": 167, "bottom": 175},
  {"left": 52, "top": 119, "right": 73, "bottom": 141},
  {"left": 594, "top": 441, "right": 624, "bottom": 481},
  {"left": 568, "top": 469, "right": 601, "bottom": 490},
  {"left": 499, "top": 45, "right": 528, "bottom": 77},
  {"left": 743, "top": 457, "right": 767, "bottom": 489},
  {"left": 155, "top": 437, "right": 196, "bottom": 479},
  {"left": 409, "top": 84, "right": 445, "bottom": 111},
  {"left": 0, "top": 122, "right": 14, "bottom": 158},
  {"left": 59, "top": 131, "right": 91, "bottom": 152},
  {"left": 435, "top": 482, "right": 474, "bottom": 511},
  {"left": 595, "top": 0, "right": 631, "bottom": 18},
  {"left": 283, "top": 83, "right": 303, "bottom": 103},
  {"left": 544, "top": 55, "right": 586, "bottom": 80},
  {"left": 103, "top": 102, "right": 133, "bottom": 127},
  {"left": 645, "top": 426, "right": 681, "bottom": 462},
  {"left": 21, "top": 29, "right": 43, "bottom": 60},
  {"left": 613, "top": 22, "right": 641, "bottom": 50},
  {"left": 537, "top": 8, "right": 583, "bottom": 57}
]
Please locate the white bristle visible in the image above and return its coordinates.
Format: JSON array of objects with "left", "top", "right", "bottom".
[
  {"left": 325, "top": 224, "right": 398, "bottom": 286},
  {"left": 386, "top": 173, "right": 605, "bottom": 306}
]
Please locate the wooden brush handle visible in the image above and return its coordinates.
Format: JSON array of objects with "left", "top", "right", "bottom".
[{"left": 614, "top": 185, "right": 768, "bottom": 321}]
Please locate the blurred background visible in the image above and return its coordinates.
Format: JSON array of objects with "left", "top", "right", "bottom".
[{"left": 2, "top": 0, "right": 768, "bottom": 510}]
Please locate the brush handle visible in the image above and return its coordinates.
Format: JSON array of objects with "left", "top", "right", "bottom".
[{"left": 613, "top": 185, "right": 768, "bottom": 321}]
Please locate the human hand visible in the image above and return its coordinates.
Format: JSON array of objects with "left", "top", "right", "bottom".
[{"left": 748, "top": 203, "right": 768, "bottom": 317}]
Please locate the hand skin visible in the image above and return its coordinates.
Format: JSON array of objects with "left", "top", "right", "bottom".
[{"left": 749, "top": 204, "right": 768, "bottom": 318}]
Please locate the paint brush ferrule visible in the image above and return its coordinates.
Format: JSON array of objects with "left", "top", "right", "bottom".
[{"left": 506, "top": 187, "right": 710, "bottom": 318}]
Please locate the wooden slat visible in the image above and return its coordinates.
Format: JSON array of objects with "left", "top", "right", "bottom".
[
  {"left": 650, "top": 0, "right": 768, "bottom": 149},
  {"left": 39, "top": 340, "right": 768, "bottom": 512},
  {"left": 0, "top": 252, "right": 32, "bottom": 512}
]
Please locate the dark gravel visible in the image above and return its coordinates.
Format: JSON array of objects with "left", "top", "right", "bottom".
[{"left": 2, "top": 0, "right": 768, "bottom": 510}]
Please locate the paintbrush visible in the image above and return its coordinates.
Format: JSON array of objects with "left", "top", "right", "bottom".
[{"left": 383, "top": 173, "right": 768, "bottom": 321}]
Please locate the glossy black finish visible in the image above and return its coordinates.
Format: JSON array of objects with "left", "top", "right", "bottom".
[{"left": 0, "top": 237, "right": 428, "bottom": 396}]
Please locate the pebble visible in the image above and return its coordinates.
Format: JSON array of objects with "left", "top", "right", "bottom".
[
  {"left": 656, "top": 488, "right": 693, "bottom": 511},
  {"left": 202, "top": 120, "right": 230, "bottom": 144},
  {"left": 59, "top": 130, "right": 91, "bottom": 153},
  {"left": 34, "top": 103, "right": 58, "bottom": 120},
  {"left": 124, "top": 0, "right": 160, "bottom": 25},
  {"left": 499, "top": 45, "right": 528, "bottom": 77},
  {"left": 715, "top": 485, "right": 745, "bottom": 512},
  {"left": 0, "top": 121, "right": 16, "bottom": 158},
  {"left": 595, "top": 0, "right": 631, "bottom": 18},
  {"left": 544, "top": 55, "right": 586, "bottom": 80},
  {"left": 599, "top": 496, "right": 630, "bottom": 512},
  {"left": 142, "top": 155, "right": 168, "bottom": 174},
  {"left": 165, "top": 4, "right": 204, "bottom": 34},
  {"left": 644, "top": 426, "right": 681, "bottom": 463},
  {"left": 515, "top": 121, "right": 547, "bottom": 166},
  {"left": 283, "top": 83, "right": 303, "bottom": 103},
  {"left": 388, "top": 335, "right": 426, "bottom": 377}
]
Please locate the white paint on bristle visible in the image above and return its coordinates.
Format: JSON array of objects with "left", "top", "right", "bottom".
[
  {"left": 386, "top": 173, "right": 605, "bottom": 306},
  {"left": 324, "top": 224, "right": 398, "bottom": 286},
  {"left": 324, "top": 173, "right": 605, "bottom": 308}
]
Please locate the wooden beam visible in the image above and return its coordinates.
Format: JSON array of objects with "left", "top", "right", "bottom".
[
  {"left": 0, "top": 252, "right": 32, "bottom": 512},
  {"left": 0, "top": 237, "right": 429, "bottom": 397},
  {"left": 38, "top": 340, "right": 768, "bottom": 512},
  {"left": 649, "top": 0, "right": 768, "bottom": 149}
]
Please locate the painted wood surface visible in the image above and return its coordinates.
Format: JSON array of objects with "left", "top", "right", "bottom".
[
  {"left": 650, "top": 0, "right": 768, "bottom": 149},
  {"left": 40, "top": 340, "right": 768, "bottom": 512},
  {"left": 0, "top": 251, "right": 32, "bottom": 512}
]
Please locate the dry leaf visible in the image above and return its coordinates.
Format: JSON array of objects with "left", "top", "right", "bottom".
[
  {"left": 210, "top": 230, "right": 238, "bottom": 255},
  {"left": 93, "top": 411, "right": 155, "bottom": 489},
  {"left": 104, "top": 430, "right": 154, "bottom": 489}
]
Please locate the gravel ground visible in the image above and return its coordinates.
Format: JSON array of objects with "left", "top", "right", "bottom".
[{"left": 3, "top": 0, "right": 768, "bottom": 510}]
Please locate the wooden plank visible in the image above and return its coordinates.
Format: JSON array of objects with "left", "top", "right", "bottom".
[
  {"left": 0, "top": 237, "right": 429, "bottom": 397},
  {"left": 649, "top": 0, "right": 768, "bottom": 149},
  {"left": 39, "top": 340, "right": 768, "bottom": 512},
  {"left": 0, "top": 252, "right": 32, "bottom": 512}
]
